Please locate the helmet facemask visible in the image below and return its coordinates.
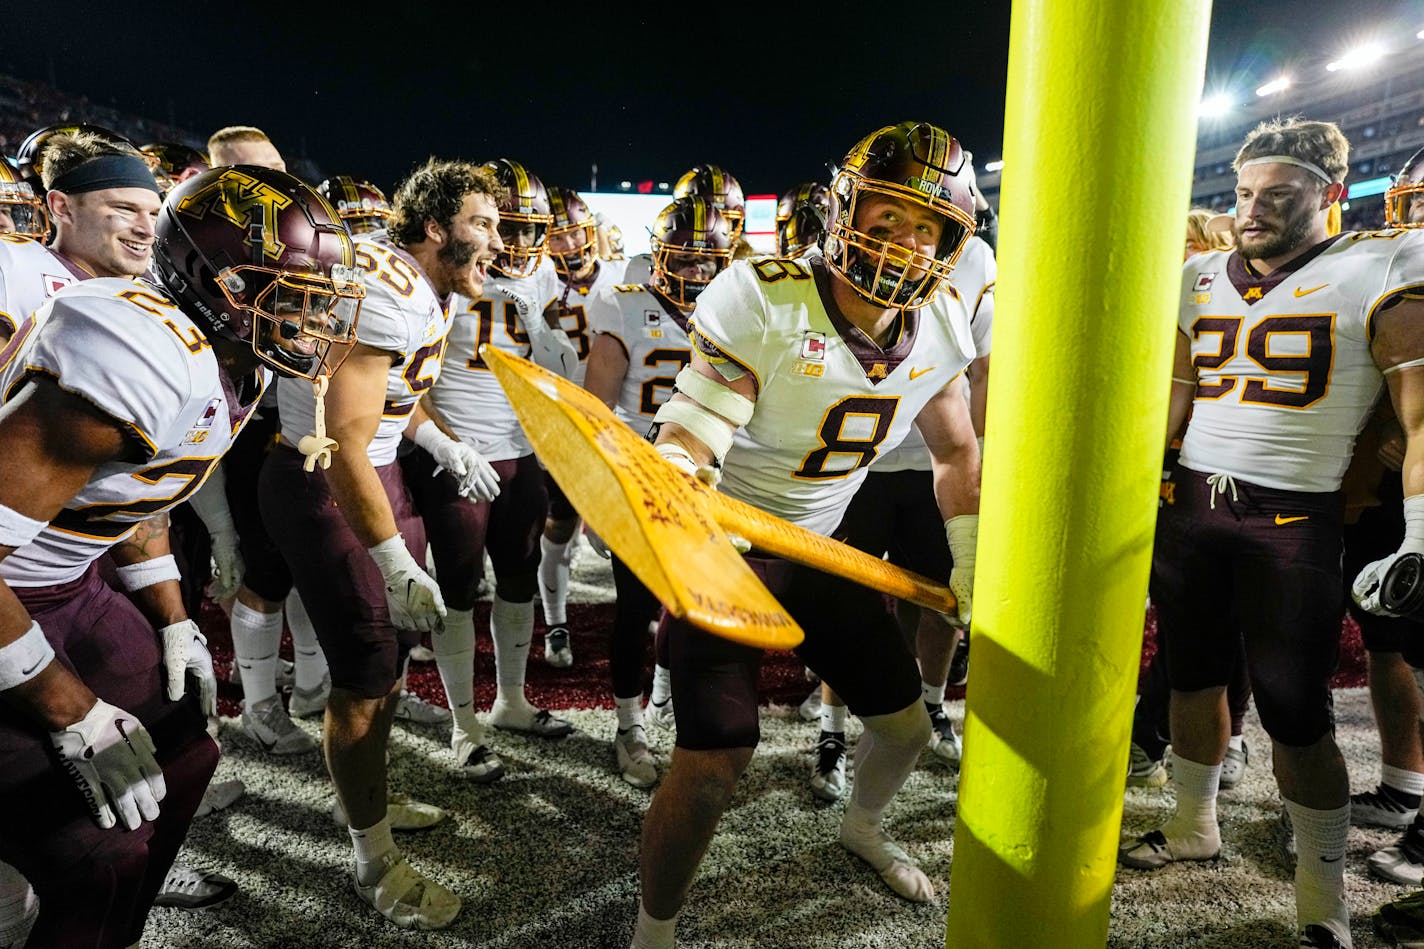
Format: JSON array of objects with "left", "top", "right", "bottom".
[
  {"left": 825, "top": 174, "right": 973, "bottom": 309},
  {"left": 214, "top": 262, "right": 364, "bottom": 379},
  {"left": 651, "top": 245, "right": 732, "bottom": 313},
  {"left": 0, "top": 182, "right": 49, "bottom": 241},
  {"left": 492, "top": 212, "right": 551, "bottom": 279},
  {"left": 548, "top": 218, "right": 598, "bottom": 277},
  {"left": 1386, "top": 177, "right": 1424, "bottom": 229}
]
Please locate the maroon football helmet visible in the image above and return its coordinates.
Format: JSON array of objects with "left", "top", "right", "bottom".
[
  {"left": 650, "top": 197, "right": 734, "bottom": 314},
  {"left": 154, "top": 166, "right": 364, "bottom": 379},
  {"left": 674, "top": 165, "right": 745, "bottom": 239},
  {"left": 1386, "top": 146, "right": 1424, "bottom": 229},
  {"left": 481, "top": 159, "right": 553, "bottom": 279},
  {"left": 546, "top": 186, "right": 599, "bottom": 276},
  {"left": 776, "top": 181, "right": 829, "bottom": 255},
  {"left": 317, "top": 176, "right": 392, "bottom": 235},
  {"left": 140, "top": 143, "right": 211, "bottom": 196},
  {"left": 0, "top": 158, "right": 49, "bottom": 241},
  {"left": 16, "top": 123, "right": 136, "bottom": 190},
  {"left": 824, "top": 121, "right": 976, "bottom": 308}
]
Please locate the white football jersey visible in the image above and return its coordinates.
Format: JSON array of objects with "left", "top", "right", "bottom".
[
  {"left": 623, "top": 253, "right": 652, "bottom": 286},
  {"left": 876, "top": 236, "right": 995, "bottom": 473},
  {"left": 551, "top": 257, "right": 629, "bottom": 385},
  {"left": 0, "top": 234, "right": 89, "bottom": 336},
  {"left": 278, "top": 237, "right": 451, "bottom": 467},
  {"left": 0, "top": 279, "right": 267, "bottom": 586},
  {"left": 434, "top": 257, "right": 562, "bottom": 460},
  {"left": 585, "top": 281, "right": 692, "bottom": 427},
  {"left": 1179, "top": 229, "right": 1424, "bottom": 492},
  {"left": 691, "top": 255, "right": 977, "bottom": 535}
]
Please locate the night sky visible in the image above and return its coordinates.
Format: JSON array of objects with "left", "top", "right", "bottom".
[{"left": 10, "top": 0, "right": 1424, "bottom": 197}]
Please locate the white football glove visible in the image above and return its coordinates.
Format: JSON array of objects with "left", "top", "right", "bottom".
[
  {"left": 206, "top": 530, "right": 245, "bottom": 602},
  {"left": 49, "top": 699, "right": 165, "bottom": 831},
  {"left": 160, "top": 619, "right": 217, "bottom": 718},
  {"left": 491, "top": 283, "right": 580, "bottom": 378},
  {"left": 369, "top": 534, "right": 447, "bottom": 633},
  {"left": 945, "top": 515, "right": 979, "bottom": 627},
  {"left": 1354, "top": 495, "right": 1424, "bottom": 615},
  {"left": 413, "top": 421, "right": 501, "bottom": 503}
]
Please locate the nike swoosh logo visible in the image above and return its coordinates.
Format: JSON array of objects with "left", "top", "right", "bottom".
[
  {"left": 1321, "top": 854, "right": 1342, "bottom": 863},
  {"left": 515, "top": 641, "right": 531, "bottom": 649},
  {"left": 1275, "top": 514, "right": 1308, "bottom": 525},
  {"left": 542, "top": 582, "right": 557, "bottom": 594},
  {"left": 1294, "top": 284, "right": 1328, "bottom": 297},
  {"left": 20, "top": 656, "right": 43, "bottom": 676},
  {"left": 908, "top": 366, "right": 936, "bottom": 380}
]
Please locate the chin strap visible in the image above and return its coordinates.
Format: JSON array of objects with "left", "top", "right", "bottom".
[{"left": 297, "top": 373, "right": 338, "bottom": 472}]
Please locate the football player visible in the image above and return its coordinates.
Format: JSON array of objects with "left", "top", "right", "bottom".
[
  {"left": 1120, "top": 118, "right": 1424, "bottom": 949},
  {"left": 582, "top": 196, "right": 730, "bottom": 788},
  {"left": 0, "top": 157, "right": 48, "bottom": 242},
  {"left": 808, "top": 226, "right": 996, "bottom": 801},
  {"left": 0, "top": 161, "right": 359, "bottom": 947},
  {"left": 206, "top": 125, "right": 287, "bottom": 172},
  {"left": 139, "top": 143, "right": 210, "bottom": 196},
  {"left": 674, "top": 164, "right": 746, "bottom": 242},
  {"left": 318, "top": 176, "right": 394, "bottom": 236},
  {"left": 409, "top": 158, "right": 573, "bottom": 787},
  {"left": 776, "top": 181, "right": 829, "bottom": 257},
  {"left": 536, "top": 185, "right": 629, "bottom": 669},
  {"left": 630, "top": 122, "right": 982, "bottom": 949},
  {"left": 258, "top": 157, "right": 503, "bottom": 930}
]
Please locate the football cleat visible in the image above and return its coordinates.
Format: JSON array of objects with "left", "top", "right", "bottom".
[
  {"left": 490, "top": 699, "right": 573, "bottom": 738},
  {"left": 452, "top": 727, "right": 505, "bottom": 784},
  {"left": 544, "top": 626, "right": 573, "bottom": 668},
  {"left": 926, "top": 703, "right": 962, "bottom": 768},
  {"left": 354, "top": 851, "right": 461, "bottom": 930},
  {"left": 395, "top": 691, "right": 452, "bottom": 725},
  {"left": 797, "top": 684, "right": 823, "bottom": 722},
  {"left": 153, "top": 863, "right": 238, "bottom": 910},
  {"left": 333, "top": 792, "right": 446, "bottom": 832},
  {"left": 810, "top": 731, "right": 848, "bottom": 802},
  {"left": 615, "top": 725, "right": 658, "bottom": 789},
  {"left": 1126, "top": 743, "right": 1168, "bottom": 789},
  {"left": 1371, "top": 820, "right": 1424, "bottom": 886},
  {"left": 646, "top": 697, "right": 676, "bottom": 731},
  {"left": 242, "top": 695, "right": 318, "bottom": 755},
  {"left": 288, "top": 672, "right": 331, "bottom": 719},
  {"left": 1117, "top": 829, "right": 1219, "bottom": 870},
  {"left": 1354, "top": 784, "right": 1421, "bottom": 830},
  {"left": 195, "top": 778, "right": 246, "bottom": 819}
]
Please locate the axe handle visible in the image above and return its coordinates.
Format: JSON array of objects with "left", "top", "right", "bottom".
[{"left": 708, "top": 490, "right": 958, "bottom": 614}]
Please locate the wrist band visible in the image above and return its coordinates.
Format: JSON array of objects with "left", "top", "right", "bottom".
[
  {"left": 0, "top": 621, "right": 54, "bottom": 690},
  {"left": 115, "top": 554, "right": 181, "bottom": 592}
]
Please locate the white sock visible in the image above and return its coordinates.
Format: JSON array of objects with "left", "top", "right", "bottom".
[
  {"left": 1283, "top": 798, "right": 1350, "bottom": 940},
  {"left": 615, "top": 694, "right": 643, "bottom": 732},
  {"left": 491, "top": 595, "right": 535, "bottom": 707},
  {"left": 349, "top": 817, "right": 397, "bottom": 886},
  {"left": 649, "top": 665, "right": 672, "bottom": 706},
  {"left": 231, "top": 600, "right": 283, "bottom": 707},
  {"left": 434, "top": 607, "right": 480, "bottom": 737},
  {"left": 921, "top": 680, "right": 946, "bottom": 707},
  {"left": 1228, "top": 733, "right": 1244, "bottom": 752},
  {"left": 286, "top": 590, "right": 328, "bottom": 691},
  {"left": 1382, "top": 763, "right": 1424, "bottom": 797},
  {"left": 538, "top": 534, "right": 573, "bottom": 626},
  {"left": 1160, "top": 753, "right": 1222, "bottom": 858},
  {"left": 820, "top": 703, "right": 847, "bottom": 735},
  {"left": 0, "top": 861, "right": 37, "bottom": 947},
  {"left": 629, "top": 903, "right": 677, "bottom": 949}
]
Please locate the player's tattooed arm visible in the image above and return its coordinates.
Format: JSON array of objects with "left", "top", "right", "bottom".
[{"left": 110, "top": 514, "right": 187, "bottom": 629}]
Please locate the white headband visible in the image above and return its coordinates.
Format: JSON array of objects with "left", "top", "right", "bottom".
[{"left": 1239, "top": 155, "right": 1338, "bottom": 185}]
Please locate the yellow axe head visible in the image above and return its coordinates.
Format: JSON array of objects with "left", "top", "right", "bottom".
[{"left": 481, "top": 347, "right": 957, "bottom": 650}]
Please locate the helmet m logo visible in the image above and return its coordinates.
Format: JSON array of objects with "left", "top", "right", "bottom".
[{"left": 175, "top": 168, "right": 292, "bottom": 261}]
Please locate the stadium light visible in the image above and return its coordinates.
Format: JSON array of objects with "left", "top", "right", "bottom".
[
  {"left": 1199, "top": 93, "right": 1233, "bottom": 118},
  {"left": 1326, "top": 42, "right": 1385, "bottom": 71},
  {"left": 1256, "top": 75, "right": 1291, "bottom": 97},
  {"left": 619, "top": 180, "right": 632, "bottom": 190},
  {"left": 985, "top": 160, "right": 1004, "bottom": 172}
]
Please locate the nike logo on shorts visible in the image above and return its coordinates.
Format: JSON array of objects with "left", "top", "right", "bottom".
[{"left": 1274, "top": 514, "right": 1309, "bottom": 525}]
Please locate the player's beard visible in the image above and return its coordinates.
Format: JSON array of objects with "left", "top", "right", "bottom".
[
  {"left": 1234, "top": 204, "right": 1317, "bottom": 262},
  {"left": 439, "top": 235, "right": 481, "bottom": 294}
]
